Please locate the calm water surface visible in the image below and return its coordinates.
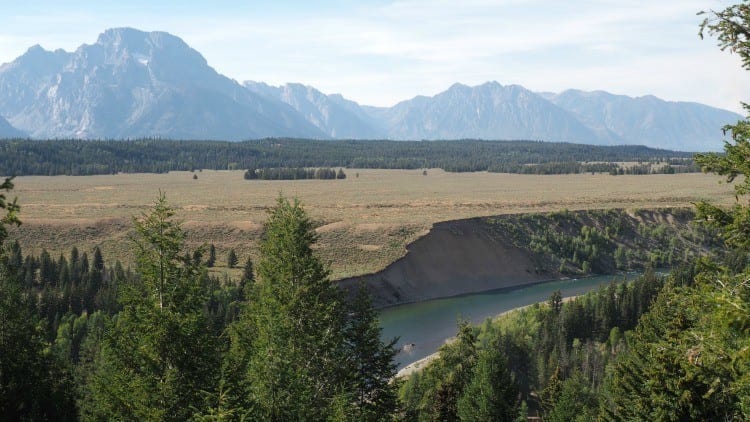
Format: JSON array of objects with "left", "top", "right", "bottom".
[{"left": 379, "top": 272, "right": 646, "bottom": 368}]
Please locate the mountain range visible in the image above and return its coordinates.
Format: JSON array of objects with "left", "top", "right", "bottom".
[{"left": 0, "top": 27, "right": 742, "bottom": 151}]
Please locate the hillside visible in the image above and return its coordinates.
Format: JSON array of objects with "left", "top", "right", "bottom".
[{"left": 340, "top": 208, "right": 719, "bottom": 307}]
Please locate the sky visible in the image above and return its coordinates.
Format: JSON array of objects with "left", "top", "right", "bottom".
[{"left": 0, "top": 0, "right": 748, "bottom": 113}]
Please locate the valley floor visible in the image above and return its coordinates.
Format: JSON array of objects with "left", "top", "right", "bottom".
[{"left": 8, "top": 169, "right": 734, "bottom": 279}]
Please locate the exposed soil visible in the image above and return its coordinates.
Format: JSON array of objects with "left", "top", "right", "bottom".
[{"left": 339, "top": 217, "right": 557, "bottom": 308}]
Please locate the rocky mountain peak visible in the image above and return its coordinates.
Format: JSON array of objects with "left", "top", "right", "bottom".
[{"left": 0, "top": 28, "right": 741, "bottom": 149}]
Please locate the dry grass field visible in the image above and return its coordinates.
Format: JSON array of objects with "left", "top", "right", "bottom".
[{"left": 7, "top": 169, "right": 737, "bottom": 279}]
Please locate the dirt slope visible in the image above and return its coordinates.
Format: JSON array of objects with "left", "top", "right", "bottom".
[
  {"left": 339, "top": 218, "right": 557, "bottom": 308},
  {"left": 340, "top": 208, "right": 714, "bottom": 308}
]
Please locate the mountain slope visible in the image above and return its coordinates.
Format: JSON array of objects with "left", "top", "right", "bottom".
[
  {"left": 245, "top": 82, "right": 385, "bottom": 139},
  {"left": 369, "top": 82, "right": 609, "bottom": 143},
  {"left": 549, "top": 90, "right": 742, "bottom": 151},
  {"left": 0, "top": 28, "right": 325, "bottom": 140},
  {"left": 0, "top": 27, "right": 741, "bottom": 149},
  {"left": 0, "top": 115, "right": 24, "bottom": 138}
]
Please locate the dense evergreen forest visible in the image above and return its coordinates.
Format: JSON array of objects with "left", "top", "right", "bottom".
[
  {"left": 398, "top": 268, "right": 673, "bottom": 420},
  {"left": 0, "top": 138, "right": 696, "bottom": 176}
]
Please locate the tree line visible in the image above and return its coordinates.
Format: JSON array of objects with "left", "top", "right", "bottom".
[
  {"left": 244, "top": 167, "right": 346, "bottom": 180},
  {"left": 0, "top": 138, "right": 696, "bottom": 176}
]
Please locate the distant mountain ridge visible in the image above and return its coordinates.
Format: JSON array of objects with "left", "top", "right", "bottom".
[
  {"left": 547, "top": 89, "right": 741, "bottom": 151},
  {"left": 366, "top": 82, "right": 605, "bottom": 143},
  {"left": 0, "top": 28, "right": 324, "bottom": 140},
  {"left": 0, "top": 27, "right": 742, "bottom": 151}
]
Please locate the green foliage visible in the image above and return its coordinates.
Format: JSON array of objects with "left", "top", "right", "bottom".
[
  {"left": 592, "top": 8, "right": 750, "bottom": 419},
  {"left": 227, "top": 197, "right": 398, "bottom": 420},
  {"left": 487, "top": 208, "right": 712, "bottom": 275},
  {"left": 600, "top": 280, "right": 745, "bottom": 420},
  {"left": 0, "top": 138, "right": 696, "bottom": 176},
  {"left": 0, "top": 179, "right": 77, "bottom": 420},
  {"left": 699, "top": 1, "right": 750, "bottom": 71},
  {"left": 344, "top": 284, "right": 399, "bottom": 421},
  {"left": 456, "top": 341, "right": 519, "bottom": 421},
  {"left": 0, "top": 177, "right": 20, "bottom": 249},
  {"left": 400, "top": 269, "right": 670, "bottom": 419},
  {"left": 0, "top": 271, "right": 77, "bottom": 420},
  {"left": 83, "top": 195, "right": 220, "bottom": 420},
  {"left": 399, "top": 321, "right": 480, "bottom": 421},
  {"left": 546, "top": 372, "right": 598, "bottom": 422},
  {"left": 2, "top": 191, "right": 398, "bottom": 419},
  {"left": 207, "top": 243, "right": 216, "bottom": 267},
  {"left": 226, "top": 248, "right": 238, "bottom": 268},
  {"left": 696, "top": 2, "right": 750, "bottom": 252},
  {"left": 240, "top": 255, "right": 254, "bottom": 291}
]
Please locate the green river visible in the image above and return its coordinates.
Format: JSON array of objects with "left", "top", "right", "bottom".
[{"left": 379, "top": 272, "right": 648, "bottom": 369}]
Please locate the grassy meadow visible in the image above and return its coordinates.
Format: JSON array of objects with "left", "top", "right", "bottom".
[{"left": 8, "top": 169, "right": 737, "bottom": 279}]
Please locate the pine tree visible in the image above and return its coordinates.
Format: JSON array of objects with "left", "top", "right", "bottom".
[
  {"left": 192, "top": 249, "right": 203, "bottom": 267},
  {"left": 596, "top": 5, "right": 750, "bottom": 420},
  {"left": 83, "top": 194, "right": 220, "bottom": 420},
  {"left": 227, "top": 249, "right": 238, "bottom": 269},
  {"left": 546, "top": 372, "right": 598, "bottom": 422},
  {"left": 457, "top": 343, "right": 519, "bottom": 421},
  {"left": 240, "top": 256, "right": 254, "bottom": 287},
  {"left": 207, "top": 244, "right": 216, "bottom": 268},
  {"left": 421, "top": 321, "right": 478, "bottom": 421},
  {"left": 93, "top": 246, "right": 104, "bottom": 271},
  {"left": 344, "top": 283, "right": 399, "bottom": 420},
  {"left": 228, "top": 196, "right": 349, "bottom": 420}
]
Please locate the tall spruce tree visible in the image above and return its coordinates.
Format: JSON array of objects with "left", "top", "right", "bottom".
[
  {"left": 227, "top": 197, "right": 350, "bottom": 420},
  {"left": 224, "top": 203, "right": 401, "bottom": 420},
  {"left": 344, "top": 284, "right": 399, "bottom": 421},
  {"left": 207, "top": 244, "right": 216, "bottom": 268},
  {"left": 239, "top": 255, "right": 254, "bottom": 299},
  {"left": 82, "top": 194, "right": 220, "bottom": 420},
  {"left": 227, "top": 249, "right": 238, "bottom": 269}
]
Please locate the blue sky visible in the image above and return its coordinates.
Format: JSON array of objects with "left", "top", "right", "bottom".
[{"left": 0, "top": 0, "right": 747, "bottom": 113}]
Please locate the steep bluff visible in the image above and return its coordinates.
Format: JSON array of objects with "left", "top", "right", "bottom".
[
  {"left": 339, "top": 218, "right": 553, "bottom": 307},
  {"left": 340, "top": 208, "right": 716, "bottom": 308}
]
